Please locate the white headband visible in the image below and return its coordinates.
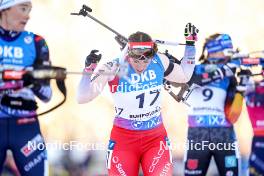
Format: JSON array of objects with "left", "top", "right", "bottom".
[{"left": 0, "top": 0, "right": 31, "bottom": 11}]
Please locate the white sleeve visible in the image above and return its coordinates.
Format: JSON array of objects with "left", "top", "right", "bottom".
[
  {"left": 245, "top": 77, "right": 256, "bottom": 95},
  {"left": 76, "top": 61, "right": 118, "bottom": 104},
  {"left": 76, "top": 46, "right": 128, "bottom": 104},
  {"left": 160, "top": 45, "right": 196, "bottom": 83}
]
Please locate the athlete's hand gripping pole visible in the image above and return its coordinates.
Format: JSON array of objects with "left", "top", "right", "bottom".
[{"left": 162, "top": 23, "right": 199, "bottom": 104}]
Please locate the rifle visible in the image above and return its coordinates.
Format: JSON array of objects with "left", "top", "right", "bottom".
[{"left": 165, "top": 50, "right": 264, "bottom": 105}]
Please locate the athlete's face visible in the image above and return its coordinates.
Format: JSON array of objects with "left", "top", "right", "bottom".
[
  {"left": 208, "top": 51, "right": 225, "bottom": 58},
  {"left": 127, "top": 47, "right": 154, "bottom": 74},
  {"left": 128, "top": 57, "right": 151, "bottom": 74},
  {"left": 0, "top": 2, "right": 32, "bottom": 32},
  {"left": 207, "top": 51, "right": 229, "bottom": 64}
]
